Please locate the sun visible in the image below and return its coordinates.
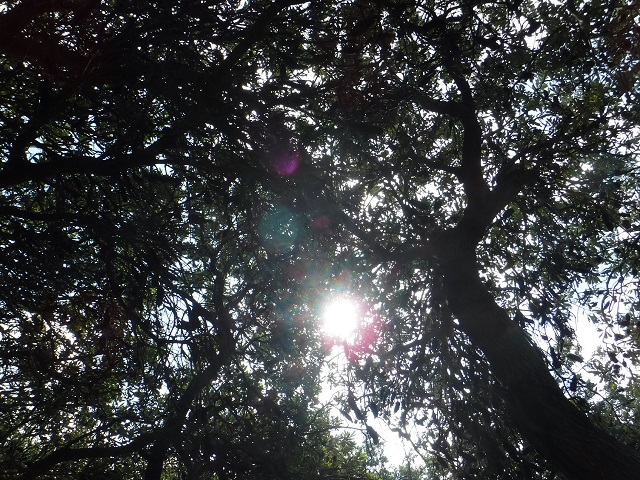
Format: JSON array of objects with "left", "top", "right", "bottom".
[{"left": 322, "top": 297, "right": 359, "bottom": 339}]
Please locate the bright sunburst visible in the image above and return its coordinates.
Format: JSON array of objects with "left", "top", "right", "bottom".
[{"left": 322, "top": 297, "right": 359, "bottom": 339}]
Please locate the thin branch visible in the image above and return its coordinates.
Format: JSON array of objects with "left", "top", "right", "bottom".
[
  {"left": 409, "top": 152, "right": 460, "bottom": 176},
  {"left": 223, "top": 0, "right": 308, "bottom": 69},
  {"left": 143, "top": 352, "right": 230, "bottom": 480},
  {"left": 408, "top": 90, "right": 463, "bottom": 118},
  {"left": 143, "top": 276, "right": 235, "bottom": 480}
]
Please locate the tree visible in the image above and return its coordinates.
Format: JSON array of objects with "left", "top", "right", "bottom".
[
  {"left": 0, "top": 1, "right": 377, "bottom": 479},
  {"left": 2, "top": 0, "right": 640, "bottom": 479},
  {"left": 300, "top": 1, "right": 640, "bottom": 478}
]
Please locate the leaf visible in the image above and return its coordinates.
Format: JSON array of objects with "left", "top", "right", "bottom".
[
  {"left": 569, "top": 375, "right": 578, "bottom": 392},
  {"left": 339, "top": 409, "right": 353, "bottom": 423},
  {"left": 347, "top": 392, "right": 365, "bottom": 421},
  {"left": 550, "top": 347, "right": 560, "bottom": 370},
  {"left": 565, "top": 353, "right": 584, "bottom": 363},
  {"left": 366, "top": 425, "right": 379, "bottom": 444},
  {"left": 620, "top": 313, "right": 631, "bottom": 327}
]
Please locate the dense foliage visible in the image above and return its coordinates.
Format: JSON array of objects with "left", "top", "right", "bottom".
[{"left": 1, "top": 0, "right": 640, "bottom": 479}]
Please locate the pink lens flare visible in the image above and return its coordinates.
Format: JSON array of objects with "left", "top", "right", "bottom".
[
  {"left": 311, "top": 214, "right": 331, "bottom": 229},
  {"left": 270, "top": 154, "right": 301, "bottom": 176}
]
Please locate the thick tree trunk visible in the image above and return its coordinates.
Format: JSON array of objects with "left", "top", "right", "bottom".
[{"left": 441, "top": 244, "right": 640, "bottom": 480}]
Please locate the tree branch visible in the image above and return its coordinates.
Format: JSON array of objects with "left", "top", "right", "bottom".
[
  {"left": 408, "top": 152, "right": 460, "bottom": 176},
  {"left": 0, "top": 147, "right": 197, "bottom": 188},
  {"left": 223, "top": 0, "right": 307, "bottom": 69},
  {"left": 438, "top": 32, "right": 490, "bottom": 209},
  {"left": 0, "top": 0, "right": 104, "bottom": 79},
  {"left": 143, "top": 280, "right": 235, "bottom": 480},
  {"left": 408, "top": 91, "right": 463, "bottom": 118},
  {"left": 143, "top": 351, "right": 230, "bottom": 480},
  {"left": 439, "top": 244, "right": 640, "bottom": 480},
  {"left": 20, "top": 432, "right": 157, "bottom": 480}
]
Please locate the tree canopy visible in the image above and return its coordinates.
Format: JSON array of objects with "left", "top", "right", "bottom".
[{"left": 1, "top": 0, "right": 640, "bottom": 479}]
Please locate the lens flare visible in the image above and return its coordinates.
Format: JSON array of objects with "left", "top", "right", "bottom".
[
  {"left": 270, "top": 154, "right": 300, "bottom": 176},
  {"left": 322, "top": 298, "right": 359, "bottom": 339}
]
